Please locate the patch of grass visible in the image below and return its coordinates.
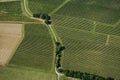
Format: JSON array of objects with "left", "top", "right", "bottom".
[
  {"left": 0, "top": 67, "right": 56, "bottom": 80},
  {"left": 28, "top": 0, "right": 65, "bottom": 14},
  {"left": 55, "top": 0, "right": 120, "bottom": 24},
  {"left": 9, "top": 24, "right": 54, "bottom": 71}
]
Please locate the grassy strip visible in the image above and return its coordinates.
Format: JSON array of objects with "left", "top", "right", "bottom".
[{"left": 0, "top": 66, "right": 56, "bottom": 80}]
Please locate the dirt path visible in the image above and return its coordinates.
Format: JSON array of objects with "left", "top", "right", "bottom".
[
  {"left": 0, "top": 23, "right": 22, "bottom": 66},
  {"left": 0, "top": 0, "right": 19, "bottom": 2}
]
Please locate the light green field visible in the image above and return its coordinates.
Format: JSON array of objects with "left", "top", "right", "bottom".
[
  {"left": 0, "top": 67, "right": 56, "bottom": 80},
  {"left": 28, "top": 0, "right": 65, "bottom": 14},
  {"left": 55, "top": 0, "right": 120, "bottom": 24},
  {"left": 0, "top": 1, "right": 33, "bottom": 21},
  {"left": 9, "top": 24, "right": 54, "bottom": 71}
]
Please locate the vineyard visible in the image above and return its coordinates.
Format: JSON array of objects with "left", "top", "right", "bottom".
[
  {"left": 9, "top": 24, "right": 54, "bottom": 71},
  {"left": 0, "top": 0, "right": 120, "bottom": 80},
  {"left": 51, "top": 0, "right": 120, "bottom": 79},
  {"left": 28, "top": 0, "right": 65, "bottom": 14},
  {"left": 55, "top": 0, "right": 120, "bottom": 24},
  {"left": 55, "top": 26, "right": 120, "bottom": 79}
]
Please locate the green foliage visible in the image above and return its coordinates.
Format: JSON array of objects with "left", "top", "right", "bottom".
[
  {"left": 33, "top": 13, "right": 41, "bottom": 18},
  {"left": 61, "top": 69, "right": 113, "bottom": 80}
]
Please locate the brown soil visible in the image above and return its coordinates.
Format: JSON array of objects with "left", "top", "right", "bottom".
[{"left": 0, "top": 23, "right": 22, "bottom": 66}]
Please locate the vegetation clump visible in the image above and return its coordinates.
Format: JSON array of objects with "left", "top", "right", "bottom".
[
  {"left": 57, "top": 69, "right": 114, "bottom": 80},
  {"left": 33, "top": 13, "right": 52, "bottom": 24},
  {"left": 55, "top": 42, "right": 65, "bottom": 68}
]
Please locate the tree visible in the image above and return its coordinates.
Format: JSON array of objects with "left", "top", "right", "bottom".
[
  {"left": 97, "top": 76, "right": 106, "bottom": 80},
  {"left": 58, "top": 68, "right": 64, "bottom": 73},
  {"left": 46, "top": 15, "right": 51, "bottom": 20},
  {"left": 106, "top": 77, "right": 114, "bottom": 80},
  {"left": 41, "top": 13, "right": 47, "bottom": 19},
  {"left": 59, "top": 46, "right": 66, "bottom": 51},
  {"left": 79, "top": 72, "right": 84, "bottom": 79},
  {"left": 45, "top": 20, "right": 52, "bottom": 25},
  {"left": 33, "top": 13, "right": 41, "bottom": 18},
  {"left": 56, "top": 42, "right": 61, "bottom": 46}
]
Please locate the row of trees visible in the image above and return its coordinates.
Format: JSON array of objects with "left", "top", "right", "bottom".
[
  {"left": 58, "top": 69, "right": 114, "bottom": 80},
  {"left": 33, "top": 13, "right": 52, "bottom": 24},
  {"left": 55, "top": 42, "right": 65, "bottom": 68}
]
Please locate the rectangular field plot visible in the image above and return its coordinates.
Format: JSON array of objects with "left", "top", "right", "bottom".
[
  {"left": 52, "top": 14, "right": 93, "bottom": 31},
  {"left": 28, "top": 0, "right": 65, "bottom": 14},
  {"left": 9, "top": 24, "right": 54, "bottom": 71},
  {"left": 0, "top": 67, "right": 56, "bottom": 80},
  {"left": 55, "top": 0, "right": 120, "bottom": 24},
  {"left": 55, "top": 27, "right": 120, "bottom": 79}
]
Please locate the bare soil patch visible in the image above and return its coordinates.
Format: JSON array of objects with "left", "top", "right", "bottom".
[{"left": 0, "top": 23, "right": 22, "bottom": 66}]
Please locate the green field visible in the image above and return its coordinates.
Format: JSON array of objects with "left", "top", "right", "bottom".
[
  {"left": 52, "top": 0, "right": 120, "bottom": 79},
  {"left": 9, "top": 24, "right": 54, "bottom": 71},
  {"left": 0, "top": 1, "right": 33, "bottom": 21},
  {"left": 0, "top": 67, "right": 56, "bottom": 80},
  {"left": 54, "top": 26, "right": 120, "bottom": 79},
  {"left": 54, "top": 0, "right": 120, "bottom": 24},
  {"left": 28, "top": 0, "right": 65, "bottom": 14}
]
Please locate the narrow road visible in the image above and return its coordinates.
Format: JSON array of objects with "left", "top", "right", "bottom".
[
  {"left": 0, "top": 0, "right": 18, "bottom": 2},
  {"left": 23, "top": 0, "right": 32, "bottom": 16}
]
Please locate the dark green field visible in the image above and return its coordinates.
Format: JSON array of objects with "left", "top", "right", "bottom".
[{"left": 9, "top": 24, "right": 54, "bottom": 71}]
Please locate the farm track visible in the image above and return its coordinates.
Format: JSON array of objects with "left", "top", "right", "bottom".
[{"left": 0, "top": 0, "right": 19, "bottom": 2}]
